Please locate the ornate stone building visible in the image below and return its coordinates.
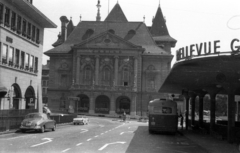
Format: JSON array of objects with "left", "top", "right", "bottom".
[{"left": 45, "top": 2, "right": 177, "bottom": 117}]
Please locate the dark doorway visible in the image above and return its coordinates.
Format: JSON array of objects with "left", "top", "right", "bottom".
[
  {"left": 95, "top": 95, "right": 110, "bottom": 114},
  {"left": 116, "top": 96, "right": 131, "bottom": 114},
  {"left": 77, "top": 94, "right": 90, "bottom": 113}
]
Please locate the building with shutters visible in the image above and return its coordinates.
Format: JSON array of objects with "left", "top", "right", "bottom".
[
  {"left": 45, "top": 1, "right": 176, "bottom": 117},
  {"left": 0, "top": 0, "right": 56, "bottom": 114}
]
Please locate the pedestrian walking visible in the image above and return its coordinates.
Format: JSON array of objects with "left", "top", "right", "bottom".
[
  {"left": 123, "top": 111, "right": 126, "bottom": 122},
  {"left": 179, "top": 114, "right": 184, "bottom": 130}
]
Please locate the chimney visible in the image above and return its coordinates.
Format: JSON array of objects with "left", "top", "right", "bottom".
[{"left": 60, "top": 16, "right": 69, "bottom": 42}]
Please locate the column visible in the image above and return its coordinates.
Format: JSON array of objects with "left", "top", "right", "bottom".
[
  {"left": 110, "top": 95, "right": 115, "bottom": 115},
  {"left": 198, "top": 92, "right": 206, "bottom": 128},
  {"left": 114, "top": 56, "right": 119, "bottom": 86},
  {"left": 209, "top": 92, "right": 217, "bottom": 134},
  {"left": 89, "top": 94, "right": 95, "bottom": 114},
  {"left": 130, "top": 94, "right": 137, "bottom": 117},
  {"left": 76, "top": 56, "right": 80, "bottom": 84},
  {"left": 95, "top": 55, "right": 99, "bottom": 85},
  {"left": 190, "top": 92, "right": 196, "bottom": 126},
  {"left": 227, "top": 88, "right": 236, "bottom": 143},
  {"left": 133, "top": 56, "right": 138, "bottom": 90},
  {"left": 183, "top": 91, "right": 190, "bottom": 130}
]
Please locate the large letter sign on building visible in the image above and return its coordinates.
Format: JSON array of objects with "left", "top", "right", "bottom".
[{"left": 176, "top": 39, "right": 240, "bottom": 61}]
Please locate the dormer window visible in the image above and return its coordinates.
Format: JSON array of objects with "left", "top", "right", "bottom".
[
  {"left": 124, "top": 30, "right": 136, "bottom": 40},
  {"left": 108, "top": 29, "right": 115, "bottom": 34},
  {"left": 82, "top": 29, "right": 94, "bottom": 40}
]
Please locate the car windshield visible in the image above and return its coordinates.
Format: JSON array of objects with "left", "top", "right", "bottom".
[{"left": 25, "top": 114, "right": 42, "bottom": 119}]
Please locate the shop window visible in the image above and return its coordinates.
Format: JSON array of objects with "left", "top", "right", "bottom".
[
  {"left": 11, "top": 11, "right": 16, "bottom": 30},
  {"left": 14, "top": 49, "right": 20, "bottom": 67},
  {"left": 32, "top": 25, "right": 36, "bottom": 41},
  {"left": 27, "top": 22, "right": 31, "bottom": 39},
  {"left": 20, "top": 51, "right": 25, "bottom": 69},
  {"left": 0, "top": 3, "right": 3, "bottom": 23},
  {"left": 22, "top": 19, "right": 27, "bottom": 36},
  {"left": 4, "top": 7, "right": 10, "bottom": 27}
]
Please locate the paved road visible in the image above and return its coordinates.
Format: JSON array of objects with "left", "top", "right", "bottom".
[{"left": 0, "top": 117, "right": 209, "bottom": 153}]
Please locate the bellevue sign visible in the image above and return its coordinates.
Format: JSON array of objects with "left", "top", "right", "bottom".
[{"left": 176, "top": 39, "right": 240, "bottom": 61}]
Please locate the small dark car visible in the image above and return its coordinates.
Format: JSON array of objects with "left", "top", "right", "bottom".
[{"left": 20, "top": 112, "right": 56, "bottom": 133}]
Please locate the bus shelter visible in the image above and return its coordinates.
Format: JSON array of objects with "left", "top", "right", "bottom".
[{"left": 159, "top": 52, "right": 240, "bottom": 143}]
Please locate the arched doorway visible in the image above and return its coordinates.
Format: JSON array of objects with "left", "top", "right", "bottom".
[
  {"left": 11, "top": 84, "right": 22, "bottom": 109},
  {"left": 95, "top": 95, "right": 110, "bottom": 114},
  {"left": 116, "top": 96, "right": 131, "bottom": 114},
  {"left": 77, "top": 94, "right": 90, "bottom": 113},
  {"left": 25, "top": 86, "right": 35, "bottom": 109}
]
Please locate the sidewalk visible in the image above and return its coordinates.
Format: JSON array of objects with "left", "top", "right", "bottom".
[{"left": 179, "top": 127, "right": 240, "bottom": 153}]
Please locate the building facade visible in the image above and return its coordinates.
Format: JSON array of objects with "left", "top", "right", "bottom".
[
  {"left": 0, "top": 0, "right": 56, "bottom": 112},
  {"left": 45, "top": 2, "right": 177, "bottom": 117},
  {"left": 42, "top": 60, "right": 50, "bottom": 106}
]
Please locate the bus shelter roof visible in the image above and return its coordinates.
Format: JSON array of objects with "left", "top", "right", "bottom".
[{"left": 158, "top": 55, "right": 240, "bottom": 95}]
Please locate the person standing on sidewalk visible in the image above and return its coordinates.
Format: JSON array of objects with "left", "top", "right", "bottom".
[{"left": 179, "top": 114, "right": 184, "bottom": 130}]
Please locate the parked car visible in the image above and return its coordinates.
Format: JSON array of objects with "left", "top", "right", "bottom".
[
  {"left": 20, "top": 112, "right": 56, "bottom": 133},
  {"left": 73, "top": 115, "right": 89, "bottom": 125}
]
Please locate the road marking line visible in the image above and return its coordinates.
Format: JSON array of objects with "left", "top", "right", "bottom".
[
  {"left": 128, "top": 127, "right": 131, "bottom": 129},
  {"left": 120, "top": 131, "right": 133, "bottom": 135},
  {"left": 31, "top": 138, "right": 53, "bottom": 147},
  {"left": 80, "top": 129, "right": 88, "bottom": 133},
  {"left": 62, "top": 148, "right": 71, "bottom": 152},
  {"left": 98, "top": 142, "right": 126, "bottom": 151},
  {"left": 76, "top": 143, "right": 83, "bottom": 146},
  {"left": 87, "top": 138, "right": 92, "bottom": 141},
  {"left": 101, "top": 133, "right": 104, "bottom": 135},
  {"left": 95, "top": 135, "right": 99, "bottom": 137},
  {"left": 6, "top": 134, "right": 37, "bottom": 140}
]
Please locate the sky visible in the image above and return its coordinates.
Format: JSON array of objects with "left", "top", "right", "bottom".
[{"left": 33, "top": 0, "right": 240, "bottom": 65}]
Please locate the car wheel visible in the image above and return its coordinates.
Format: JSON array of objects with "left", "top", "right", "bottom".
[
  {"left": 52, "top": 124, "right": 56, "bottom": 131},
  {"left": 40, "top": 126, "right": 45, "bottom": 133},
  {"left": 74, "top": 123, "right": 76, "bottom": 125},
  {"left": 21, "top": 129, "right": 26, "bottom": 133}
]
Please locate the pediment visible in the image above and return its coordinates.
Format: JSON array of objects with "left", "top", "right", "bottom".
[{"left": 73, "top": 31, "right": 142, "bottom": 49}]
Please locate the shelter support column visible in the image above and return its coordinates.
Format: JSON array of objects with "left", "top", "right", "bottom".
[
  {"left": 209, "top": 92, "right": 217, "bottom": 134},
  {"left": 198, "top": 92, "right": 206, "bottom": 128},
  {"left": 189, "top": 92, "right": 197, "bottom": 126},
  {"left": 226, "top": 87, "right": 236, "bottom": 143},
  {"left": 183, "top": 91, "right": 190, "bottom": 130}
]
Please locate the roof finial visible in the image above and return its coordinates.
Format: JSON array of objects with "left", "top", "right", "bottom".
[
  {"left": 143, "top": 15, "right": 145, "bottom": 23},
  {"left": 70, "top": 16, "right": 72, "bottom": 20},
  {"left": 96, "top": 0, "right": 101, "bottom": 21},
  {"left": 80, "top": 15, "right": 82, "bottom": 22},
  {"left": 159, "top": 0, "right": 160, "bottom": 7}
]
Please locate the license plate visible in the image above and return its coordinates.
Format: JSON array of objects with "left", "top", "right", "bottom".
[{"left": 26, "top": 123, "right": 31, "bottom": 126}]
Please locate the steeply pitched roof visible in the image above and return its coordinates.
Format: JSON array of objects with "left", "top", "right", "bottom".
[
  {"left": 45, "top": 21, "right": 167, "bottom": 55},
  {"left": 67, "top": 20, "right": 75, "bottom": 37},
  {"left": 150, "top": 6, "right": 169, "bottom": 36},
  {"left": 104, "top": 3, "right": 128, "bottom": 22}
]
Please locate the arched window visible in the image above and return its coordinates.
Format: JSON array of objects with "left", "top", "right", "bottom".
[
  {"left": 101, "top": 66, "right": 111, "bottom": 85},
  {"left": 122, "top": 66, "right": 129, "bottom": 86},
  {"left": 83, "top": 65, "right": 93, "bottom": 85}
]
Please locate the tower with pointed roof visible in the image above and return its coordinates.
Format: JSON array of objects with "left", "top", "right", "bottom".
[
  {"left": 150, "top": 4, "right": 176, "bottom": 52},
  {"left": 44, "top": 2, "right": 177, "bottom": 118}
]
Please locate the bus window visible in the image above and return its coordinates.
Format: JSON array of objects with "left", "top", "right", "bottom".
[{"left": 162, "top": 107, "right": 172, "bottom": 114}]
